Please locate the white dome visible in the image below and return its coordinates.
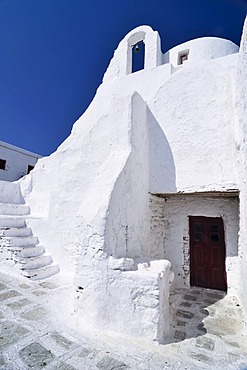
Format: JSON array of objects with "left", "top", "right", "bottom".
[{"left": 164, "top": 37, "right": 239, "bottom": 66}]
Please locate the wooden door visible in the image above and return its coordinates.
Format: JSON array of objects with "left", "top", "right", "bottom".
[{"left": 189, "top": 216, "right": 227, "bottom": 291}]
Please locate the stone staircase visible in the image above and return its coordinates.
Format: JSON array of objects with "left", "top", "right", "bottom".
[{"left": 0, "top": 195, "right": 60, "bottom": 280}]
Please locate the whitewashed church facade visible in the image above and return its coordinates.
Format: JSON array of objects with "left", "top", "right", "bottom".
[{"left": 1, "top": 19, "right": 247, "bottom": 342}]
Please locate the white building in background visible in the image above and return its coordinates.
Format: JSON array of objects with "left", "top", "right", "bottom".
[
  {"left": 1, "top": 19, "right": 247, "bottom": 342},
  {"left": 0, "top": 141, "right": 41, "bottom": 181}
]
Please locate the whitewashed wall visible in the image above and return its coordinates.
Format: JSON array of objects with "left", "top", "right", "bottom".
[
  {"left": 105, "top": 93, "right": 150, "bottom": 258},
  {"left": 73, "top": 92, "right": 173, "bottom": 341},
  {"left": 102, "top": 31, "right": 239, "bottom": 194},
  {"left": 150, "top": 61, "right": 238, "bottom": 194},
  {"left": 0, "top": 141, "right": 40, "bottom": 182},
  {"left": 236, "top": 17, "right": 247, "bottom": 321},
  {"left": 0, "top": 180, "right": 24, "bottom": 204}
]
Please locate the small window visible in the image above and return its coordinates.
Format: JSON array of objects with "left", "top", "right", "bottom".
[
  {"left": 0, "top": 159, "right": 6, "bottom": 170},
  {"left": 211, "top": 224, "right": 220, "bottom": 242},
  {"left": 27, "top": 165, "right": 34, "bottom": 174},
  {"left": 194, "top": 223, "right": 203, "bottom": 242},
  {"left": 178, "top": 50, "right": 189, "bottom": 65}
]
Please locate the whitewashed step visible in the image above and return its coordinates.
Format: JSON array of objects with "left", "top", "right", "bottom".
[
  {"left": 0, "top": 203, "right": 30, "bottom": 216},
  {"left": 16, "top": 254, "right": 53, "bottom": 270},
  {"left": 0, "top": 227, "right": 32, "bottom": 237},
  {"left": 1, "top": 236, "right": 38, "bottom": 248},
  {"left": 13, "top": 244, "right": 45, "bottom": 258},
  {"left": 0, "top": 217, "right": 26, "bottom": 228},
  {"left": 22, "top": 264, "right": 60, "bottom": 280}
]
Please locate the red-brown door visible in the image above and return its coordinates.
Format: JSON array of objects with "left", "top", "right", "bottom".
[{"left": 189, "top": 216, "right": 227, "bottom": 291}]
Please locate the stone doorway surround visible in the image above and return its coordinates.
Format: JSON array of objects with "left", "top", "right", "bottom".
[{"left": 150, "top": 192, "right": 239, "bottom": 295}]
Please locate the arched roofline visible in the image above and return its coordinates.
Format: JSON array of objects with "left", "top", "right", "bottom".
[{"left": 103, "top": 25, "right": 162, "bottom": 82}]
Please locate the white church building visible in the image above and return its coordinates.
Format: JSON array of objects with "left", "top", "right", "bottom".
[{"left": 1, "top": 19, "right": 247, "bottom": 342}]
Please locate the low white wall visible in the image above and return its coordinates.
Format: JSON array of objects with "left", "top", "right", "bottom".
[
  {"left": 75, "top": 258, "right": 173, "bottom": 342},
  {"left": 149, "top": 195, "right": 239, "bottom": 295},
  {"left": 0, "top": 142, "right": 40, "bottom": 182},
  {"left": 0, "top": 181, "right": 24, "bottom": 204}
]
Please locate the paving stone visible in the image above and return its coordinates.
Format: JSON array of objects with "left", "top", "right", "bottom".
[
  {"left": 50, "top": 332, "right": 74, "bottom": 349},
  {"left": 31, "top": 289, "right": 47, "bottom": 297},
  {"left": 96, "top": 355, "right": 127, "bottom": 369},
  {"left": 78, "top": 348, "right": 92, "bottom": 357},
  {"left": 0, "top": 290, "right": 21, "bottom": 301},
  {"left": 226, "top": 341, "right": 240, "bottom": 348},
  {"left": 149, "top": 354, "right": 171, "bottom": 369},
  {"left": 53, "top": 362, "right": 76, "bottom": 370},
  {"left": 78, "top": 348, "right": 100, "bottom": 360},
  {"left": 183, "top": 295, "right": 197, "bottom": 301},
  {"left": 39, "top": 281, "right": 58, "bottom": 289},
  {"left": 176, "top": 309, "right": 194, "bottom": 319},
  {"left": 0, "top": 320, "right": 29, "bottom": 348},
  {"left": 177, "top": 320, "right": 186, "bottom": 326},
  {"left": 197, "top": 323, "right": 207, "bottom": 333},
  {"left": 191, "top": 289, "right": 202, "bottom": 295},
  {"left": 203, "top": 299, "right": 216, "bottom": 305},
  {"left": 7, "top": 298, "right": 31, "bottom": 310},
  {"left": 196, "top": 336, "right": 215, "bottom": 350},
  {"left": 206, "top": 325, "right": 235, "bottom": 336},
  {"left": 174, "top": 330, "right": 186, "bottom": 341},
  {"left": 19, "top": 341, "right": 55, "bottom": 368},
  {"left": 0, "top": 283, "right": 7, "bottom": 291},
  {"left": 19, "top": 283, "right": 31, "bottom": 289},
  {"left": 206, "top": 292, "right": 225, "bottom": 300},
  {"left": 20, "top": 307, "right": 46, "bottom": 321},
  {"left": 0, "top": 355, "right": 5, "bottom": 367},
  {"left": 179, "top": 301, "right": 192, "bottom": 308},
  {"left": 191, "top": 353, "right": 213, "bottom": 364}
]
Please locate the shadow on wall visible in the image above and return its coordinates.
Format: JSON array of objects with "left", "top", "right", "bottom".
[{"left": 148, "top": 108, "right": 176, "bottom": 193}]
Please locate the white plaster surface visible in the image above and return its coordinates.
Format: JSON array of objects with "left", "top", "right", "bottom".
[
  {"left": 236, "top": 17, "right": 247, "bottom": 323},
  {"left": 103, "top": 25, "right": 162, "bottom": 82},
  {"left": 0, "top": 181, "right": 24, "bottom": 204},
  {"left": 75, "top": 259, "right": 173, "bottom": 341}
]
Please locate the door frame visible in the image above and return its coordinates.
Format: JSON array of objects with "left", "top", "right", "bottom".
[{"left": 189, "top": 216, "right": 227, "bottom": 291}]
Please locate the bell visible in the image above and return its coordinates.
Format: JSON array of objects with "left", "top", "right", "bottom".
[{"left": 134, "top": 44, "right": 140, "bottom": 53}]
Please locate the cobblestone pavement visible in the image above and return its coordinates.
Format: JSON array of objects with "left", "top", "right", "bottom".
[{"left": 1, "top": 271, "right": 247, "bottom": 370}]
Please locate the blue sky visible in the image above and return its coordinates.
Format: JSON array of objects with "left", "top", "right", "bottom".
[{"left": 1, "top": 0, "right": 247, "bottom": 156}]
